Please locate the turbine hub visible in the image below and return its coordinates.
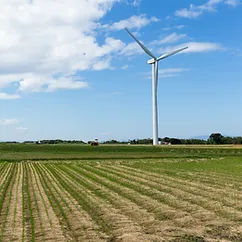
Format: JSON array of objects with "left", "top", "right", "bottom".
[{"left": 147, "top": 58, "right": 156, "bottom": 64}]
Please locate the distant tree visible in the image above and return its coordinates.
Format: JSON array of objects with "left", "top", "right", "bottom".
[
  {"left": 103, "top": 140, "right": 119, "bottom": 144},
  {"left": 23, "top": 141, "right": 35, "bottom": 144},
  {"left": 208, "top": 133, "right": 223, "bottom": 144},
  {"left": 170, "top": 138, "right": 182, "bottom": 145},
  {"left": 221, "top": 136, "right": 233, "bottom": 144},
  {"left": 136, "top": 138, "right": 153, "bottom": 144},
  {"left": 191, "top": 139, "right": 206, "bottom": 145},
  {"left": 233, "top": 137, "right": 242, "bottom": 144},
  {"left": 180, "top": 139, "right": 206, "bottom": 145},
  {"left": 39, "top": 139, "right": 86, "bottom": 144},
  {"left": 163, "top": 137, "right": 170, "bottom": 143},
  {"left": 130, "top": 139, "right": 137, "bottom": 144}
]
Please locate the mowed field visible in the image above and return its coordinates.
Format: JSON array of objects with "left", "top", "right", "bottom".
[{"left": 0, "top": 144, "right": 242, "bottom": 241}]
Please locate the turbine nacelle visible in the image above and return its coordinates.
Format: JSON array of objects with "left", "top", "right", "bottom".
[{"left": 147, "top": 58, "right": 156, "bottom": 64}]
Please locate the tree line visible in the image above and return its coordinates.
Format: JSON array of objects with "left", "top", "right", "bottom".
[
  {"left": 1, "top": 133, "right": 242, "bottom": 145},
  {"left": 103, "top": 133, "right": 242, "bottom": 145},
  {"left": 34, "top": 140, "right": 86, "bottom": 144}
]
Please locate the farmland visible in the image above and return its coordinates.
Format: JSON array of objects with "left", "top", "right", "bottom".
[{"left": 0, "top": 144, "right": 242, "bottom": 241}]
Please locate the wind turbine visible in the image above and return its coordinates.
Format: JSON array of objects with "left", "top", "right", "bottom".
[{"left": 125, "top": 28, "right": 188, "bottom": 145}]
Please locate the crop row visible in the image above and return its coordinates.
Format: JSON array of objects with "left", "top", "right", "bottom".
[
  {"left": 39, "top": 161, "right": 242, "bottom": 240},
  {"left": 0, "top": 161, "right": 241, "bottom": 241}
]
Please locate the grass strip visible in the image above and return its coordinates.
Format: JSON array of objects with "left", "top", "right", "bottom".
[{"left": 23, "top": 163, "right": 35, "bottom": 242}]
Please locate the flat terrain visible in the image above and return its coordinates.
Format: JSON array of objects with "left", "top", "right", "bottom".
[
  {"left": 0, "top": 144, "right": 242, "bottom": 241},
  {"left": 0, "top": 143, "right": 241, "bottom": 160}
]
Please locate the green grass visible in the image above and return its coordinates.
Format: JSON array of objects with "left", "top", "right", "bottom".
[
  {"left": 1, "top": 144, "right": 242, "bottom": 241},
  {"left": 0, "top": 143, "right": 242, "bottom": 161},
  {"left": 127, "top": 156, "right": 242, "bottom": 176}
]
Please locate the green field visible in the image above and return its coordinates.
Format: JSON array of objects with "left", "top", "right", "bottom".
[
  {"left": 0, "top": 144, "right": 242, "bottom": 241},
  {"left": 0, "top": 143, "right": 242, "bottom": 160}
]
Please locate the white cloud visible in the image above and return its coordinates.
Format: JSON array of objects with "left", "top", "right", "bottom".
[
  {"left": 175, "top": 6, "right": 203, "bottom": 19},
  {"left": 121, "top": 65, "right": 129, "bottom": 70},
  {"left": 121, "top": 42, "right": 143, "bottom": 56},
  {"left": 121, "top": 28, "right": 222, "bottom": 58},
  {"left": 110, "top": 91, "right": 122, "bottom": 95},
  {"left": 131, "top": 0, "right": 142, "bottom": 6},
  {"left": 181, "top": 42, "right": 223, "bottom": 53},
  {"left": 0, "top": 93, "right": 21, "bottom": 99},
  {"left": 0, "top": 0, "right": 131, "bottom": 94},
  {"left": 160, "top": 42, "right": 223, "bottom": 54},
  {"left": 151, "top": 33, "right": 187, "bottom": 46},
  {"left": 100, "top": 132, "right": 112, "bottom": 136},
  {"left": 47, "top": 78, "right": 89, "bottom": 91},
  {"left": 0, "top": 74, "right": 22, "bottom": 89},
  {"left": 225, "top": 0, "right": 241, "bottom": 6},
  {"left": 162, "top": 25, "right": 185, "bottom": 31},
  {"left": 16, "top": 127, "right": 28, "bottom": 133},
  {"left": 107, "top": 14, "right": 159, "bottom": 31},
  {"left": 0, "top": 0, "right": 224, "bottom": 96},
  {"left": 16, "top": 73, "right": 89, "bottom": 92},
  {"left": 122, "top": 33, "right": 222, "bottom": 58},
  {"left": 175, "top": 0, "right": 240, "bottom": 18},
  {"left": 0, "top": 119, "right": 20, "bottom": 126},
  {"left": 142, "top": 68, "right": 189, "bottom": 79},
  {"left": 159, "top": 68, "right": 189, "bottom": 78},
  {"left": 160, "top": 68, "right": 189, "bottom": 74},
  {"left": 92, "top": 58, "right": 113, "bottom": 71}
]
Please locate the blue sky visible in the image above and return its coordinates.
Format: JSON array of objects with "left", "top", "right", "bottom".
[{"left": 0, "top": 0, "right": 241, "bottom": 142}]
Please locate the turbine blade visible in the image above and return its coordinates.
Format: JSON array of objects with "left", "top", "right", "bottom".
[
  {"left": 125, "top": 28, "right": 156, "bottom": 59},
  {"left": 157, "top": 46, "right": 188, "bottom": 61}
]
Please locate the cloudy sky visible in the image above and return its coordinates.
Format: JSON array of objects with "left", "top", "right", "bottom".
[{"left": 0, "top": 0, "right": 241, "bottom": 141}]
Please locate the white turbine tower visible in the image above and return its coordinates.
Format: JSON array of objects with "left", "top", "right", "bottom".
[{"left": 125, "top": 28, "right": 188, "bottom": 145}]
